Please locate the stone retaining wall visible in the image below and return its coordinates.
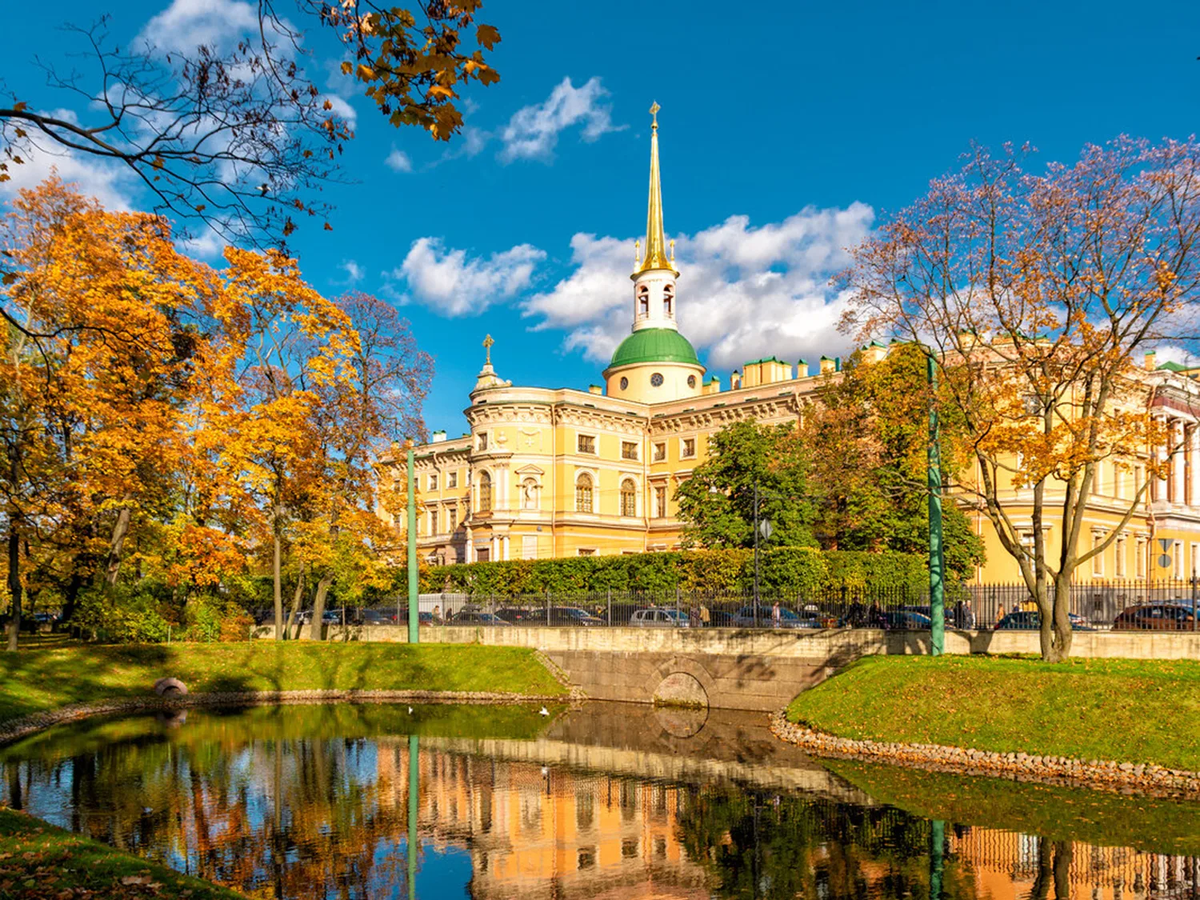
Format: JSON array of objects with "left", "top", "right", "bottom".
[{"left": 254, "top": 623, "right": 1200, "bottom": 660}]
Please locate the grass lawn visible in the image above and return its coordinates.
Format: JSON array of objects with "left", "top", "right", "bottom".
[
  {"left": 0, "top": 807, "right": 248, "bottom": 899},
  {"left": 787, "top": 655, "right": 1200, "bottom": 773},
  {"left": 0, "top": 642, "right": 567, "bottom": 724}
]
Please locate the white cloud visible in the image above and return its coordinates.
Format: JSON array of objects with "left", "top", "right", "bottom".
[
  {"left": 389, "top": 238, "right": 545, "bottom": 317},
  {"left": 340, "top": 259, "right": 364, "bottom": 284},
  {"left": 0, "top": 120, "right": 135, "bottom": 213},
  {"left": 139, "top": 0, "right": 263, "bottom": 54},
  {"left": 522, "top": 203, "right": 876, "bottom": 370},
  {"left": 384, "top": 147, "right": 413, "bottom": 173},
  {"left": 498, "top": 77, "right": 622, "bottom": 163}
]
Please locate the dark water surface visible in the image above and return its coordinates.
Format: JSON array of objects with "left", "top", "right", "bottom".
[{"left": 1, "top": 701, "right": 1198, "bottom": 900}]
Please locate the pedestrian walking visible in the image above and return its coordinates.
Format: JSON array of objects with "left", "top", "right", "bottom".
[{"left": 772, "top": 601, "right": 781, "bottom": 628}]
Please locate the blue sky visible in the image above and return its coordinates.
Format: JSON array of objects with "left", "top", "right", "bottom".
[{"left": 3, "top": 1, "right": 1199, "bottom": 435}]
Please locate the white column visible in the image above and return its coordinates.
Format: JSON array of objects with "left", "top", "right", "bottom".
[
  {"left": 1156, "top": 417, "right": 1169, "bottom": 501},
  {"left": 1190, "top": 424, "right": 1199, "bottom": 507},
  {"left": 1173, "top": 419, "right": 1186, "bottom": 503},
  {"left": 465, "top": 526, "right": 473, "bottom": 562}
]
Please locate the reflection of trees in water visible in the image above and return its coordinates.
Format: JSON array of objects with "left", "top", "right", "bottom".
[{"left": 675, "top": 784, "right": 979, "bottom": 900}]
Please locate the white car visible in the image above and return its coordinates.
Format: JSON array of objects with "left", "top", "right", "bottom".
[{"left": 628, "top": 608, "right": 691, "bottom": 628}]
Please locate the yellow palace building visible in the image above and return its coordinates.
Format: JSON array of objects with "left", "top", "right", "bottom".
[{"left": 390, "top": 106, "right": 1200, "bottom": 585}]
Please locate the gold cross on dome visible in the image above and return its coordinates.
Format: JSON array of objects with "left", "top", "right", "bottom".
[
  {"left": 649, "top": 101, "right": 660, "bottom": 128},
  {"left": 482, "top": 333, "right": 494, "bottom": 365}
]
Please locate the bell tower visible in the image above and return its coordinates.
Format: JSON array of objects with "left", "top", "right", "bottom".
[
  {"left": 604, "top": 103, "right": 704, "bottom": 403},
  {"left": 631, "top": 102, "right": 679, "bottom": 333}
]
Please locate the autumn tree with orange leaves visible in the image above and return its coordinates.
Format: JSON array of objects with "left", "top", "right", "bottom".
[
  {"left": 0, "top": 179, "right": 432, "bottom": 648},
  {"left": 842, "top": 138, "right": 1200, "bottom": 661}
]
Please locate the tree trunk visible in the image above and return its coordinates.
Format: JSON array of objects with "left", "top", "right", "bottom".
[
  {"left": 103, "top": 495, "right": 134, "bottom": 587},
  {"left": 283, "top": 572, "right": 305, "bottom": 640},
  {"left": 272, "top": 513, "right": 283, "bottom": 643},
  {"left": 1049, "top": 572, "right": 1074, "bottom": 663},
  {"left": 6, "top": 516, "right": 20, "bottom": 652},
  {"left": 310, "top": 572, "right": 335, "bottom": 641},
  {"left": 1051, "top": 840, "right": 1072, "bottom": 900}
]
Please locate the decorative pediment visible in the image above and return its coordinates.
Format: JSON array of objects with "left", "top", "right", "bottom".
[{"left": 515, "top": 464, "right": 545, "bottom": 476}]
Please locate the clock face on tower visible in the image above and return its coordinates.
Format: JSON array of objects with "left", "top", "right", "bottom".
[{"left": 650, "top": 373, "right": 664, "bottom": 387}]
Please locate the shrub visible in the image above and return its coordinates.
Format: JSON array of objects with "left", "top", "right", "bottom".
[
  {"left": 74, "top": 584, "right": 172, "bottom": 643},
  {"left": 402, "top": 546, "right": 926, "bottom": 599}
]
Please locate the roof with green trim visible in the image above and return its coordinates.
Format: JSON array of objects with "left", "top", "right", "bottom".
[
  {"left": 1158, "top": 361, "right": 1189, "bottom": 372},
  {"left": 607, "top": 328, "right": 702, "bottom": 369}
]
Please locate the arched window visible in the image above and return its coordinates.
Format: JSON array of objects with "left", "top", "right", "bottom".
[
  {"left": 620, "top": 479, "right": 637, "bottom": 517},
  {"left": 663, "top": 284, "right": 674, "bottom": 317},
  {"left": 522, "top": 477, "right": 538, "bottom": 510},
  {"left": 575, "top": 473, "right": 594, "bottom": 513},
  {"left": 478, "top": 471, "right": 492, "bottom": 512},
  {"left": 637, "top": 285, "right": 649, "bottom": 317}
]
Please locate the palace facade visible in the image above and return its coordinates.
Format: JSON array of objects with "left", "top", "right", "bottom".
[{"left": 388, "top": 108, "right": 1200, "bottom": 585}]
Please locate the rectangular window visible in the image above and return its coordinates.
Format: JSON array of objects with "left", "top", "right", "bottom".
[
  {"left": 1091, "top": 533, "right": 1104, "bottom": 577},
  {"left": 477, "top": 432, "right": 488, "bottom": 451},
  {"left": 577, "top": 548, "right": 596, "bottom": 557},
  {"left": 680, "top": 437, "right": 696, "bottom": 459},
  {"left": 577, "top": 434, "right": 596, "bottom": 454},
  {"left": 447, "top": 471, "right": 458, "bottom": 489},
  {"left": 654, "top": 486, "right": 667, "bottom": 519},
  {"left": 1115, "top": 535, "right": 1127, "bottom": 577},
  {"left": 1136, "top": 536, "right": 1147, "bottom": 578},
  {"left": 429, "top": 473, "right": 438, "bottom": 491},
  {"left": 621, "top": 441, "right": 638, "bottom": 460},
  {"left": 653, "top": 442, "right": 666, "bottom": 462},
  {"left": 429, "top": 509, "right": 438, "bottom": 535},
  {"left": 448, "top": 506, "right": 457, "bottom": 532}
]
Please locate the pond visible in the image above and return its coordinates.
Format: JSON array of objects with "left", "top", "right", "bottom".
[{"left": 2, "top": 701, "right": 1198, "bottom": 900}]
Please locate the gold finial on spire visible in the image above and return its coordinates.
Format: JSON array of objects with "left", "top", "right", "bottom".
[
  {"left": 482, "top": 333, "right": 494, "bottom": 365},
  {"left": 635, "top": 101, "right": 675, "bottom": 276},
  {"left": 669, "top": 239, "right": 675, "bottom": 263},
  {"left": 635, "top": 239, "right": 641, "bottom": 265}
]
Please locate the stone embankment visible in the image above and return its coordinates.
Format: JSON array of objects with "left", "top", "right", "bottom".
[
  {"left": 770, "top": 711, "right": 1200, "bottom": 800},
  {"left": 0, "top": 689, "right": 569, "bottom": 747}
]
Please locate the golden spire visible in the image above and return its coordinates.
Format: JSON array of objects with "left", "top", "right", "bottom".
[{"left": 635, "top": 101, "right": 675, "bottom": 276}]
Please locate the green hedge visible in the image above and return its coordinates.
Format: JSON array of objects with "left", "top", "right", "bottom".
[{"left": 402, "top": 547, "right": 926, "bottom": 599}]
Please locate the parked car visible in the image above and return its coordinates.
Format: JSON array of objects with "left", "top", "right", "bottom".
[
  {"left": 729, "top": 606, "right": 821, "bottom": 629},
  {"left": 882, "top": 610, "right": 933, "bottom": 630},
  {"left": 496, "top": 606, "right": 545, "bottom": 625},
  {"left": 550, "top": 606, "right": 605, "bottom": 627},
  {"left": 397, "top": 610, "right": 438, "bottom": 626},
  {"left": 450, "top": 610, "right": 511, "bottom": 626},
  {"left": 629, "top": 608, "right": 691, "bottom": 628},
  {"left": 995, "top": 611, "right": 1093, "bottom": 631},
  {"left": 1112, "top": 603, "right": 1197, "bottom": 631},
  {"left": 361, "top": 609, "right": 397, "bottom": 626}
]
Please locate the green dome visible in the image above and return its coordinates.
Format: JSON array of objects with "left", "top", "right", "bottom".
[{"left": 608, "top": 328, "right": 701, "bottom": 369}]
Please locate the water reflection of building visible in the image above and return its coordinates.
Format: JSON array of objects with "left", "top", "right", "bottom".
[
  {"left": 949, "top": 828, "right": 1199, "bottom": 900},
  {"left": 377, "top": 741, "right": 710, "bottom": 900}
]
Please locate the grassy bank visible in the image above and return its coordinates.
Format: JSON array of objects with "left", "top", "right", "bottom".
[
  {"left": 787, "top": 655, "right": 1200, "bottom": 773},
  {"left": 0, "top": 642, "right": 567, "bottom": 724},
  {"left": 0, "top": 807, "right": 248, "bottom": 899}
]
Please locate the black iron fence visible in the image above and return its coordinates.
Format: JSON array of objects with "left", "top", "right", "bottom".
[{"left": 343, "top": 578, "right": 1200, "bottom": 633}]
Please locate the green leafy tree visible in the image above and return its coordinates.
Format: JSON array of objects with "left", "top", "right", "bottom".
[
  {"left": 676, "top": 421, "right": 816, "bottom": 550},
  {"left": 801, "top": 344, "right": 984, "bottom": 582}
]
